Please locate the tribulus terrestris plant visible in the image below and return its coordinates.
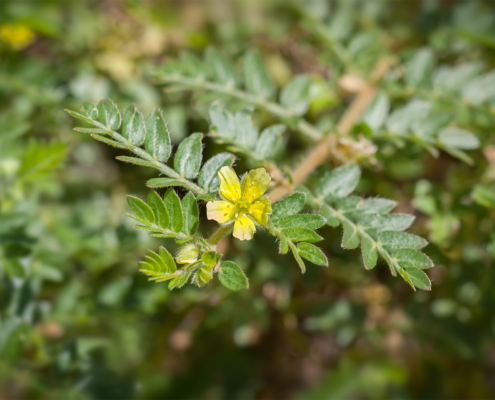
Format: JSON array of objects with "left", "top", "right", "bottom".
[{"left": 66, "top": 45, "right": 483, "bottom": 293}]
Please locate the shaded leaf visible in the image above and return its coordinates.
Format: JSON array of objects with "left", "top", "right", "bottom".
[
  {"left": 174, "top": 133, "right": 203, "bottom": 179},
  {"left": 127, "top": 195, "right": 154, "bottom": 225},
  {"left": 218, "top": 261, "right": 249, "bottom": 291},
  {"left": 297, "top": 242, "right": 328, "bottom": 266},
  {"left": 163, "top": 189, "right": 183, "bottom": 232},
  {"left": 145, "top": 109, "right": 172, "bottom": 162}
]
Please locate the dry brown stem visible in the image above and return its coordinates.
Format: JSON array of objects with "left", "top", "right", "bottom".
[{"left": 268, "top": 57, "right": 395, "bottom": 203}]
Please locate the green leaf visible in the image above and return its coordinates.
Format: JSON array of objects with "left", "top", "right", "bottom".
[
  {"left": 405, "top": 47, "right": 436, "bottom": 86},
  {"left": 91, "top": 134, "right": 132, "bottom": 150},
  {"left": 169, "top": 271, "right": 192, "bottom": 289},
  {"left": 271, "top": 192, "right": 306, "bottom": 222},
  {"left": 139, "top": 248, "right": 176, "bottom": 275},
  {"left": 297, "top": 242, "right": 328, "bottom": 266},
  {"left": 359, "top": 198, "right": 396, "bottom": 214},
  {"left": 159, "top": 247, "right": 177, "bottom": 273},
  {"left": 361, "top": 235, "right": 377, "bottom": 269},
  {"left": 145, "top": 109, "right": 172, "bottom": 162},
  {"left": 234, "top": 108, "right": 258, "bottom": 149},
  {"left": 281, "top": 228, "right": 322, "bottom": 243},
  {"left": 147, "top": 191, "right": 169, "bottom": 229},
  {"left": 146, "top": 178, "right": 198, "bottom": 193},
  {"left": 362, "top": 91, "right": 389, "bottom": 131},
  {"left": 122, "top": 105, "right": 146, "bottom": 146},
  {"left": 243, "top": 49, "right": 275, "bottom": 99},
  {"left": 357, "top": 213, "right": 415, "bottom": 231},
  {"left": 392, "top": 249, "right": 433, "bottom": 269},
  {"left": 116, "top": 156, "right": 160, "bottom": 170},
  {"left": 386, "top": 100, "right": 430, "bottom": 135},
  {"left": 276, "top": 214, "right": 327, "bottom": 230},
  {"left": 174, "top": 133, "right": 203, "bottom": 179},
  {"left": 461, "top": 70, "right": 495, "bottom": 105},
  {"left": 81, "top": 102, "right": 98, "bottom": 119},
  {"left": 65, "top": 109, "right": 97, "bottom": 125},
  {"left": 401, "top": 267, "right": 431, "bottom": 291},
  {"left": 179, "top": 51, "right": 205, "bottom": 79},
  {"left": 255, "top": 124, "right": 285, "bottom": 159},
  {"left": 342, "top": 220, "right": 360, "bottom": 249},
  {"left": 198, "top": 152, "right": 235, "bottom": 192},
  {"left": 127, "top": 195, "right": 155, "bottom": 224},
  {"left": 432, "top": 62, "right": 484, "bottom": 92},
  {"left": 288, "top": 241, "right": 306, "bottom": 273},
  {"left": 74, "top": 127, "right": 110, "bottom": 135},
  {"left": 218, "top": 261, "right": 249, "bottom": 291},
  {"left": 202, "top": 251, "right": 221, "bottom": 267},
  {"left": 205, "top": 47, "right": 238, "bottom": 87},
  {"left": 376, "top": 231, "right": 427, "bottom": 250},
  {"left": 0, "top": 318, "right": 29, "bottom": 364},
  {"left": 320, "top": 204, "right": 340, "bottom": 227},
  {"left": 163, "top": 189, "right": 183, "bottom": 232},
  {"left": 472, "top": 184, "right": 495, "bottom": 208},
  {"left": 97, "top": 99, "right": 121, "bottom": 130},
  {"left": 181, "top": 193, "right": 199, "bottom": 235},
  {"left": 209, "top": 101, "right": 236, "bottom": 140},
  {"left": 438, "top": 127, "right": 480, "bottom": 150},
  {"left": 316, "top": 164, "right": 361, "bottom": 199},
  {"left": 280, "top": 75, "right": 312, "bottom": 116}
]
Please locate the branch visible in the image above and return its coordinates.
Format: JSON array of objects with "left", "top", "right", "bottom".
[
  {"left": 267, "top": 57, "right": 395, "bottom": 203},
  {"left": 157, "top": 75, "right": 323, "bottom": 141}
]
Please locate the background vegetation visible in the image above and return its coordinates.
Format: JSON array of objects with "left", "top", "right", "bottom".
[{"left": 1, "top": 0, "right": 495, "bottom": 398}]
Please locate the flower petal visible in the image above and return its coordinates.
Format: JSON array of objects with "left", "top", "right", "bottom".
[
  {"left": 218, "top": 166, "right": 241, "bottom": 203},
  {"left": 207, "top": 200, "right": 235, "bottom": 224},
  {"left": 242, "top": 168, "right": 271, "bottom": 202},
  {"left": 233, "top": 214, "right": 256, "bottom": 241},
  {"left": 248, "top": 197, "right": 272, "bottom": 226}
]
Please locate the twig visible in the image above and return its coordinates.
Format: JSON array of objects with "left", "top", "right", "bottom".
[{"left": 267, "top": 57, "right": 395, "bottom": 203}]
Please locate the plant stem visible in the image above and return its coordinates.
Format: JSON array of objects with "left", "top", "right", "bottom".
[
  {"left": 156, "top": 75, "right": 323, "bottom": 141},
  {"left": 105, "top": 128, "right": 207, "bottom": 195},
  {"left": 207, "top": 223, "right": 234, "bottom": 245},
  {"left": 267, "top": 57, "right": 395, "bottom": 203}
]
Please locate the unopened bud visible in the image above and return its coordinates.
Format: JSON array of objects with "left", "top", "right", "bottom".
[{"left": 176, "top": 244, "right": 199, "bottom": 264}]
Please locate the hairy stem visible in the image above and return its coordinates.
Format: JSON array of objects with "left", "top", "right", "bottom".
[
  {"left": 267, "top": 57, "right": 395, "bottom": 203},
  {"left": 156, "top": 75, "right": 323, "bottom": 141},
  {"left": 101, "top": 126, "right": 207, "bottom": 195},
  {"left": 207, "top": 223, "right": 234, "bottom": 245}
]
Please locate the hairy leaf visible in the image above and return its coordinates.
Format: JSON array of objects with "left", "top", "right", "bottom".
[
  {"left": 297, "top": 242, "right": 328, "bottom": 266},
  {"left": 255, "top": 124, "right": 285, "bottom": 159},
  {"left": 147, "top": 191, "right": 169, "bottom": 229},
  {"left": 243, "top": 49, "right": 275, "bottom": 99},
  {"left": 271, "top": 192, "right": 306, "bottom": 222},
  {"left": 376, "top": 231, "right": 427, "bottom": 250},
  {"left": 163, "top": 189, "right": 183, "bottom": 232},
  {"left": 181, "top": 193, "right": 199, "bottom": 236},
  {"left": 280, "top": 75, "right": 312, "bottom": 116},
  {"left": 145, "top": 109, "right": 172, "bottom": 162},
  {"left": 316, "top": 164, "right": 361, "bottom": 199},
  {"left": 276, "top": 214, "right": 326, "bottom": 230},
  {"left": 218, "top": 261, "right": 249, "bottom": 291},
  {"left": 97, "top": 99, "right": 121, "bottom": 130},
  {"left": 281, "top": 228, "right": 322, "bottom": 243},
  {"left": 122, "top": 105, "right": 146, "bottom": 146},
  {"left": 174, "top": 133, "right": 203, "bottom": 179},
  {"left": 198, "top": 152, "right": 235, "bottom": 192},
  {"left": 392, "top": 249, "right": 433, "bottom": 269},
  {"left": 127, "top": 195, "right": 154, "bottom": 225}
]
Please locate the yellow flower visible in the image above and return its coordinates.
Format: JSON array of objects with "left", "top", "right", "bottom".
[
  {"left": 207, "top": 166, "right": 272, "bottom": 241},
  {"left": 0, "top": 23, "right": 35, "bottom": 49}
]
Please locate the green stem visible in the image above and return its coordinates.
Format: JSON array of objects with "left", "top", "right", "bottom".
[
  {"left": 207, "top": 223, "right": 234, "bottom": 245},
  {"left": 315, "top": 199, "right": 400, "bottom": 277},
  {"left": 101, "top": 127, "right": 207, "bottom": 195},
  {"left": 157, "top": 75, "right": 323, "bottom": 141}
]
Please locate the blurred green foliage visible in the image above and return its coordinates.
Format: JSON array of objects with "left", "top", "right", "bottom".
[{"left": 1, "top": 0, "right": 495, "bottom": 399}]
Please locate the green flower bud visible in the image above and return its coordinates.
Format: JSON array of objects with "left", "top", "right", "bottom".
[{"left": 175, "top": 244, "right": 199, "bottom": 264}]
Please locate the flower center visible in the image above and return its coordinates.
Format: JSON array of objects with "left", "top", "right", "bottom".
[{"left": 236, "top": 197, "right": 251, "bottom": 212}]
